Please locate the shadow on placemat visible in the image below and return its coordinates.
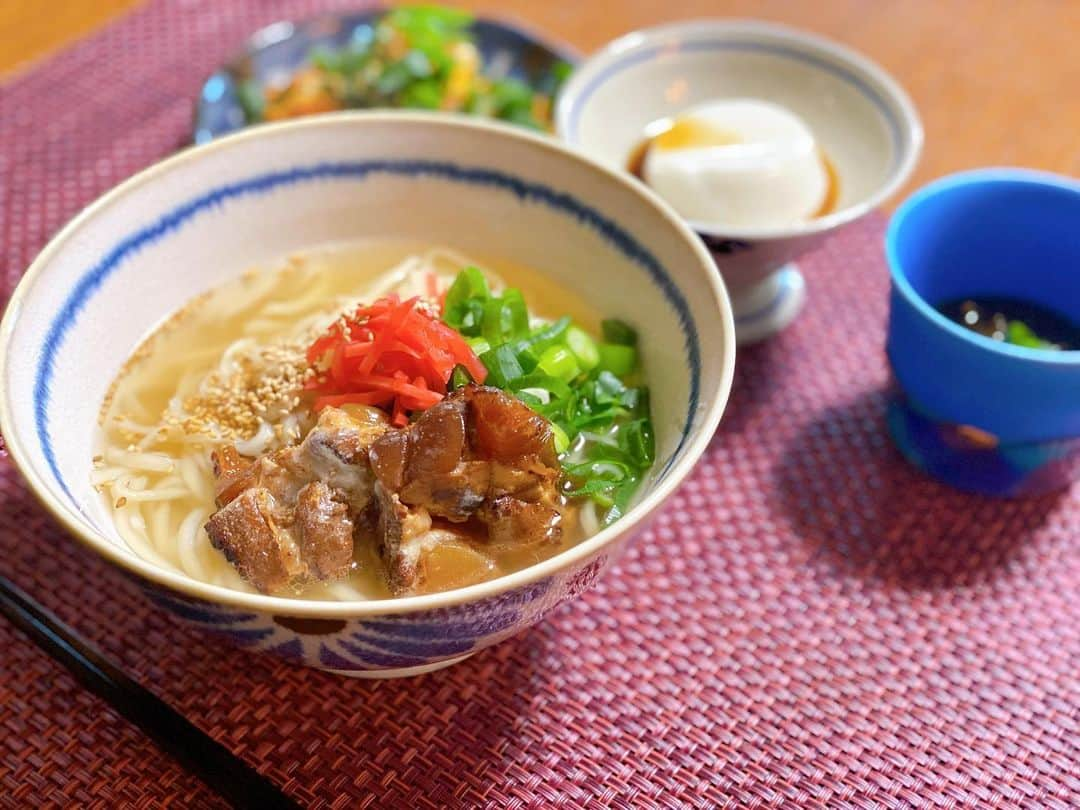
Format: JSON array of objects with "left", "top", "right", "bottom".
[
  {"left": 771, "top": 388, "right": 1067, "bottom": 590},
  {"left": 716, "top": 338, "right": 788, "bottom": 438}
]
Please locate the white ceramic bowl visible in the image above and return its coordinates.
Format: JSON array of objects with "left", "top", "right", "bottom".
[
  {"left": 556, "top": 20, "right": 922, "bottom": 344},
  {"left": 0, "top": 112, "right": 735, "bottom": 677}
]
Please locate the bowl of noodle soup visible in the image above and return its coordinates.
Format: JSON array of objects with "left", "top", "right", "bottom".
[{"left": 0, "top": 112, "right": 734, "bottom": 676}]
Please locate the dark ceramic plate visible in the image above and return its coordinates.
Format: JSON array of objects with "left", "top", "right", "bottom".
[{"left": 193, "top": 11, "right": 579, "bottom": 143}]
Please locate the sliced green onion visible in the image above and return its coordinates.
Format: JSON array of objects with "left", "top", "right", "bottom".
[
  {"left": 449, "top": 364, "right": 474, "bottom": 391},
  {"left": 478, "top": 289, "right": 530, "bottom": 345},
  {"left": 511, "top": 373, "right": 573, "bottom": 401},
  {"left": 597, "top": 343, "right": 638, "bottom": 376},
  {"left": 564, "top": 478, "right": 618, "bottom": 506},
  {"left": 551, "top": 422, "right": 570, "bottom": 454},
  {"left": 480, "top": 343, "right": 524, "bottom": 388},
  {"left": 236, "top": 80, "right": 265, "bottom": 123},
  {"left": 465, "top": 336, "right": 491, "bottom": 356},
  {"left": 564, "top": 459, "right": 630, "bottom": 482},
  {"left": 439, "top": 268, "right": 655, "bottom": 529},
  {"left": 566, "top": 326, "right": 600, "bottom": 371},
  {"left": 603, "top": 477, "right": 641, "bottom": 525},
  {"left": 1007, "top": 320, "right": 1056, "bottom": 350},
  {"left": 593, "top": 370, "right": 626, "bottom": 400},
  {"left": 443, "top": 266, "right": 489, "bottom": 329},
  {"left": 482, "top": 296, "right": 508, "bottom": 345},
  {"left": 617, "top": 386, "right": 645, "bottom": 414},
  {"left": 570, "top": 410, "right": 625, "bottom": 433},
  {"left": 601, "top": 318, "right": 638, "bottom": 346},
  {"left": 500, "top": 289, "right": 530, "bottom": 341},
  {"left": 537, "top": 345, "right": 581, "bottom": 382},
  {"left": 513, "top": 316, "right": 571, "bottom": 356},
  {"left": 515, "top": 390, "right": 545, "bottom": 408},
  {"left": 621, "top": 419, "right": 655, "bottom": 466}
]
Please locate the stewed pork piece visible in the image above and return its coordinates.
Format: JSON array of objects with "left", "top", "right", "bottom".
[
  {"left": 98, "top": 251, "right": 654, "bottom": 602},
  {"left": 368, "top": 385, "right": 565, "bottom": 593},
  {"left": 205, "top": 387, "right": 566, "bottom": 595},
  {"left": 204, "top": 405, "right": 389, "bottom": 592}
]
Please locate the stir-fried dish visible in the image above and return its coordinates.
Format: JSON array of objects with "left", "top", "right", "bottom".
[
  {"left": 95, "top": 245, "right": 653, "bottom": 598},
  {"left": 238, "top": 6, "right": 571, "bottom": 131}
]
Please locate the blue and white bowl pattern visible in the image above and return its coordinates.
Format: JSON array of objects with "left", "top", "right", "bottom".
[
  {"left": 0, "top": 114, "right": 734, "bottom": 676},
  {"left": 555, "top": 20, "right": 922, "bottom": 344},
  {"left": 145, "top": 557, "right": 608, "bottom": 676}
]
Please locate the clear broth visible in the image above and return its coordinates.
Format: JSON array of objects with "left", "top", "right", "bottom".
[{"left": 98, "top": 240, "right": 599, "bottom": 599}]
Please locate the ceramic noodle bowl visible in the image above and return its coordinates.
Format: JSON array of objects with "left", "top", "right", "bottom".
[
  {"left": 556, "top": 20, "right": 923, "bottom": 344},
  {"left": 0, "top": 113, "right": 735, "bottom": 677}
]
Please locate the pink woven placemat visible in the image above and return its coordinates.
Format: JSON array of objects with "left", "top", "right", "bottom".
[{"left": 2, "top": 2, "right": 1079, "bottom": 807}]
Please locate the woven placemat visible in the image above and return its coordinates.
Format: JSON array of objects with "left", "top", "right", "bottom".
[{"left": 2, "top": 1, "right": 1079, "bottom": 807}]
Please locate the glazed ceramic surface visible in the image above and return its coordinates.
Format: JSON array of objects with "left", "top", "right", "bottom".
[
  {"left": 0, "top": 113, "right": 735, "bottom": 676},
  {"left": 556, "top": 19, "right": 922, "bottom": 344},
  {"left": 194, "top": 11, "right": 577, "bottom": 143},
  {"left": 885, "top": 169, "right": 1080, "bottom": 496}
]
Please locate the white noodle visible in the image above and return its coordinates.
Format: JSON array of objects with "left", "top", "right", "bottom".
[
  {"left": 150, "top": 474, "right": 185, "bottom": 490},
  {"left": 149, "top": 501, "right": 172, "bottom": 552},
  {"left": 136, "top": 428, "right": 165, "bottom": 452},
  {"left": 110, "top": 418, "right": 156, "bottom": 437},
  {"left": 323, "top": 580, "right": 368, "bottom": 600},
  {"left": 91, "top": 467, "right": 125, "bottom": 485},
  {"left": 177, "top": 455, "right": 212, "bottom": 503},
  {"left": 115, "top": 488, "right": 191, "bottom": 503},
  {"left": 97, "top": 247, "right": 581, "bottom": 602},
  {"left": 113, "top": 505, "right": 174, "bottom": 569},
  {"left": 104, "top": 448, "right": 174, "bottom": 473},
  {"left": 234, "top": 421, "right": 275, "bottom": 456},
  {"left": 580, "top": 501, "right": 600, "bottom": 537},
  {"left": 177, "top": 508, "right": 210, "bottom": 582}
]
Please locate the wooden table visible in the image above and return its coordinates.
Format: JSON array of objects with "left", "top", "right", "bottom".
[{"left": 2, "top": 0, "right": 1077, "bottom": 204}]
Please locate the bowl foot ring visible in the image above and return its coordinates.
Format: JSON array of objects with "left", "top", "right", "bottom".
[
  {"left": 326, "top": 652, "right": 474, "bottom": 679},
  {"left": 732, "top": 264, "right": 806, "bottom": 345}
]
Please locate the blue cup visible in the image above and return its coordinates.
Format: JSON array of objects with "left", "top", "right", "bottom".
[{"left": 885, "top": 169, "right": 1080, "bottom": 496}]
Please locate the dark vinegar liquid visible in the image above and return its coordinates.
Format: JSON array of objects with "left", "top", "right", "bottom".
[{"left": 938, "top": 296, "right": 1080, "bottom": 350}]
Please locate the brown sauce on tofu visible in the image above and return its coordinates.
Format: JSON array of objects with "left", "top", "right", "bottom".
[{"left": 626, "top": 117, "right": 841, "bottom": 219}]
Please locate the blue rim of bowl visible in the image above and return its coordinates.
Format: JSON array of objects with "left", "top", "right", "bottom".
[
  {"left": 555, "top": 20, "right": 924, "bottom": 241},
  {"left": 886, "top": 167, "right": 1080, "bottom": 367},
  {"left": 193, "top": 9, "right": 581, "bottom": 143},
  {"left": 31, "top": 163, "right": 700, "bottom": 506},
  {"left": 0, "top": 113, "right": 734, "bottom": 617},
  {"left": 563, "top": 40, "right": 903, "bottom": 160},
  {"left": 33, "top": 158, "right": 699, "bottom": 501}
]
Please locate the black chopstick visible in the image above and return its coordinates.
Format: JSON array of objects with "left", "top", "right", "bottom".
[{"left": 0, "top": 574, "right": 299, "bottom": 809}]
